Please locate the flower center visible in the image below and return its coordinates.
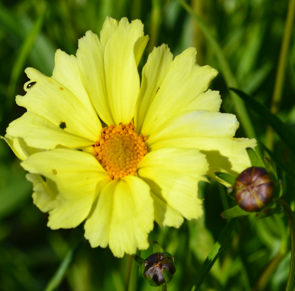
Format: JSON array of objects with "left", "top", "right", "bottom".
[{"left": 93, "top": 121, "right": 148, "bottom": 180}]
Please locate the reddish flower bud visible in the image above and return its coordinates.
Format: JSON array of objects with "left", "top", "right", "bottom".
[
  {"left": 234, "top": 167, "right": 275, "bottom": 212},
  {"left": 143, "top": 252, "right": 176, "bottom": 286}
]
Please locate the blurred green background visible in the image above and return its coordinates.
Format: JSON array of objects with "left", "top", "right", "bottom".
[{"left": 0, "top": 0, "right": 294, "bottom": 290}]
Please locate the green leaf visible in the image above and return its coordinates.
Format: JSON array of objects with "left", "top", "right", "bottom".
[
  {"left": 259, "top": 142, "right": 295, "bottom": 179},
  {"left": 163, "top": 268, "right": 174, "bottom": 284},
  {"left": 7, "top": 3, "right": 46, "bottom": 110},
  {"left": 231, "top": 88, "right": 295, "bottom": 156},
  {"left": 133, "top": 254, "right": 144, "bottom": 268},
  {"left": 45, "top": 244, "right": 81, "bottom": 291},
  {"left": 221, "top": 205, "right": 251, "bottom": 219},
  {"left": 215, "top": 172, "right": 236, "bottom": 186},
  {"left": 128, "top": 251, "right": 140, "bottom": 291},
  {"left": 187, "top": 219, "right": 237, "bottom": 291},
  {"left": 152, "top": 241, "right": 164, "bottom": 253},
  {"left": 255, "top": 205, "right": 283, "bottom": 219},
  {"left": 246, "top": 147, "right": 265, "bottom": 168},
  {"left": 145, "top": 275, "right": 158, "bottom": 287},
  {"left": 276, "top": 199, "right": 295, "bottom": 291}
]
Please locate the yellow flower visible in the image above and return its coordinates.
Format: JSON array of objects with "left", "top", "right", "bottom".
[{"left": 5, "top": 17, "right": 256, "bottom": 257}]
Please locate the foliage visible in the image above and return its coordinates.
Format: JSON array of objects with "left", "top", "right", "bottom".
[{"left": 0, "top": 0, "right": 294, "bottom": 290}]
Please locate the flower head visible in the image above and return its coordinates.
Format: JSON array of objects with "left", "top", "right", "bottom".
[{"left": 5, "top": 17, "right": 256, "bottom": 257}]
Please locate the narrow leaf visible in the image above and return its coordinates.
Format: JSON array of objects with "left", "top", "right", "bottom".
[
  {"left": 231, "top": 88, "right": 295, "bottom": 155},
  {"left": 133, "top": 255, "right": 144, "bottom": 267},
  {"left": 7, "top": 4, "right": 46, "bottom": 110},
  {"left": 187, "top": 219, "right": 237, "bottom": 291},
  {"left": 221, "top": 205, "right": 250, "bottom": 219},
  {"left": 152, "top": 241, "right": 164, "bottom": 253},
  {"left": 246, "top": 147, "right": 265, "bottom": 168},
  {"left": 259, "top": 142, "right": 295, "bottom": 179},
  {"left": 45, "top": 244, "right": 81, "bottom": 291},
  {"left": 215, "top": 172, "right": 236, "bottom": 186}
]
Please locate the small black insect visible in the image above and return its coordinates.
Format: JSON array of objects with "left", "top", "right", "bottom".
[
  {"left": 26, "top": 81, "right": 36, "bottom": 89},
  {"left": 59, "top": 121, "right": 67, "bottom": 129}
]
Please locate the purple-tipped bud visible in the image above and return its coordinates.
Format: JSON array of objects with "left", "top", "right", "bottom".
[
  {"left": 234, "top": 167, "right": 275, "bottom": 212},
  {"left": 143, "top": 252, "right": 176, "bottom": 286}
]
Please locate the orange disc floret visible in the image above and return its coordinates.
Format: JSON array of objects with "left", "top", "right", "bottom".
[{"left": 93, "top": 121, "right": 148, "bottom": 180}]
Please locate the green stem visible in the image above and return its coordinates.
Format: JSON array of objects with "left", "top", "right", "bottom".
[
  {"left": 252, "top": 252, "right": 286, "bottom": 291},
  {"left": 187, "top": 219, "right": 237, "bottom": 291},
  {"left": 128, "top": 251, "right": 140, "bottom": 291},
  {"left": 266, "top": 0, "right": 295, "bottom": 150},
  {"left": 276, "top": 199, "right": 295, "bottom": 291},
  {"left": 6, "top": 2, "right": 46, "bottom": 111},
  {"left": 148, "top": 0, "right": 161, "bottom": 54},
  {"left": 178, "top": 0, "right": 256, "bottom": 140},
  {"left": 162, "top": 284, "right": 167, "bottom": 291}
]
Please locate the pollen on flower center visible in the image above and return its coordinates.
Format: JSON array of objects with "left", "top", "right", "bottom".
[{"left": 93, "top": 121, "right": 148, "bottom": 180}]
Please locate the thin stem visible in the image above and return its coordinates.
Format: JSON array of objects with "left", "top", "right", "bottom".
[
  {"left": 6, "top": 3, "right": 46, "bottom": 112},
  {"left": 266, "top": 0, "right": 295, "bottom": 150},
  {"left": 178, "top": 0, "right": 256, "bottom": 140},
  {"left": 162, "top": 284, "right": 167, "bottom": 291},
  {"left": 276, "top": 198, "right": 295, "bottom": 291},
  {"left": 148, "top": 0, "right": 162, "bottom": 54},
  {"left": 252, "top": 252, "right": 286, "bottom": 291},
  {"left": 128, "top": 251, "right": 140, "bottom": 291}
]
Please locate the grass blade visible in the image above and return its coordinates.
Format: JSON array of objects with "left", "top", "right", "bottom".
[
  {"left": 187, "top": 219, "right": 237, "bottom": 291},
  {"left": 6, "top": 3, "right": 46, "bottom": 110},
  {"left": 45, "top": 244, "right": 81, "bottom": 291},
  {"left": 266, "top": 0, "right": 295, "bottom": 150}
]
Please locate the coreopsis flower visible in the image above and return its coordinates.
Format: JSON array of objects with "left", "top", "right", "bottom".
[{"left": 4, "top": 17, "right": 256, "bottom": 257}]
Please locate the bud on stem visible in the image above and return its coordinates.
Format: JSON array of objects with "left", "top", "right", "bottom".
[
  {"left": 133, "top": 241, "right": 176, "bottom": 287},
  {"left": 234, "top": 167, "right": 275, "bottom": 212}
]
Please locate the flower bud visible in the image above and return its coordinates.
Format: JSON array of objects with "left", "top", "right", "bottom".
[
  {"left": 143, "top": 252, "right": 176, "bottom": 286},
  {"left": 133, "top": 241, "right": 176, "bottom": 287},
  {"left": 234, "top": 167, "right": 275, "bottom": 212}
]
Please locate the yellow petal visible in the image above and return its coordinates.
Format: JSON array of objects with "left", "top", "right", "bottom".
[
  {"left": 181, "top": 89, "right": 222, "bottom": 112},
  {"left": 21, "top": 149, "right": 109, "bottom": 229},
  {"left": 101, "top": 17, "right": 149, "bottom": 66},
  {"left": 200, "top": 137, "right": 257, "bottom": 183},
  {"left": 26, "top": 174, "right": 59, "bottom": 213},
  {"left": 134, "top": 35, "right": 149, "bottom": 66},
  {"left": 52, "top": 49, "right": 101, "bottom": 129},
  {"left": 148, "top": 111, "right": 239, "bottom": 145},
  {"left": 151, "top": 192, "right": 184, "bottom": 228},
  {"left": 77, "top": 31, "right": 114, "bottom": 125},
  {"left": 135, "top": 44, "right": 173, "bottom": 133},
  {"left": 85, "top": 176, "right": 153, "bottom": 258},
  {"left": 138, "top": 148, "right": 208, "bottom": 227},
  {"left": 150, "top": 135, "right": 256, "bottom": 186},
  {"left": 6, "top": 112, "right": 94, "bottom": 149},
  {"left": 17, "top": 68, "right": 100, "bottom": 142},
  {"left": 84, "top": 180, "right": 117, "bottom": 250},
  {"left": 140, "top": 47, "right": 218, "bottom": 135},
  {"left": 100, "top": 16, "right": 119, "bottom": 46},
  {"left": 104, "top": 18, "right": 146, "bottom": 124},
  {"left": 2, "top": 135, "right": 40, "bottom": 161},
  {"left": 147, "top": 110, "right": 255, "bottom": 185}
]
